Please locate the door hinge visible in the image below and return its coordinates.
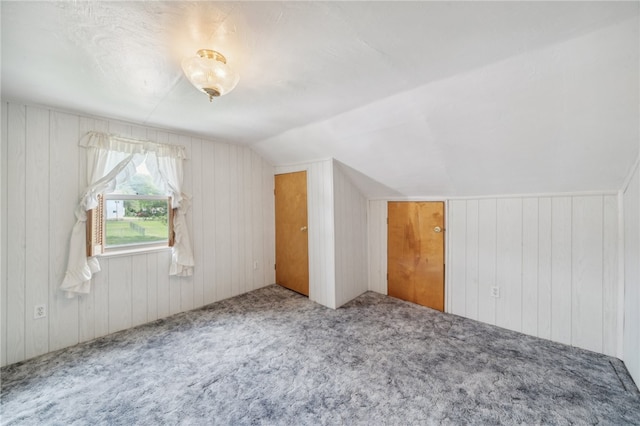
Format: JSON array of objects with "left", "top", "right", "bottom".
[
  {"left": 274, "top": 263, "right": 276, "bottom": 270},
  {"left": 386, "top": 217, "right": 389, "bottom": 224},
  {"left": 386, "top": 273, "right": 389, "bottom": 280}
]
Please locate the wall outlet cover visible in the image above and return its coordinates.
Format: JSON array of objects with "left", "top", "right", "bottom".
[{"left": 34, "top": 304, "right": 47, "bottom": 319}]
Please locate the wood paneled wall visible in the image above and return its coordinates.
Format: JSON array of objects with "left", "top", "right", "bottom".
[
  {"left": 367, "top": 200, "right": 388, "bottom": 295},
  {"left": 448, "top": 196, "right": 619, "bottom": 356},
  {"left": 1, "top": 101, "right": 275, "bottom": 366},
  {"left": 367, "top": 195, "right": 620, "bottom": 357},
  {"left": 623, "top": 162, "right": 640, "bottom": 385},
  {"left": 333, "top": 162, "right": 368, "bottom": 308}
]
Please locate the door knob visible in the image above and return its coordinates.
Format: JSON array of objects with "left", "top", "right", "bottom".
[
  {"left": 434, "top": 226, "right": 442, "bottom": 233},
  {"left": 300, "top": 226, "right": 307, "bottom": 232}
]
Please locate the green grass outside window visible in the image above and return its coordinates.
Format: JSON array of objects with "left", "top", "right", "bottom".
[{"left": 105, "top": 218, "right": 168, "bottom": 246}]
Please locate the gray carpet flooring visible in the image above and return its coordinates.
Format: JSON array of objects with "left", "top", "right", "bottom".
[{"left": 2, "top": 285, "right": 639, "bottom": 425}]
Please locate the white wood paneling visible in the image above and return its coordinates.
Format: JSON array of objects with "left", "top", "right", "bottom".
[
  {"left": 1, "top": 100, "right": 276, "bottom": 366},
  {"left": 334, "top": 166, "right": 346, "bottom": 306},
  {"left": 146, "top": 253, "right": 158, "bottom": 322},
  {"left": 320, "top": 160, "right": 337, "bottom": 308},
  {"left": 201, "top": 141, "right": 216, "bottom": 306},
  {"left": 1, "top": 102, "right": 9, "bottom": 366},
  {"left": 496, "top": 198, "right": 523, "bottom": 332},
  {"left": 262, "top": 156, "right": 275, "bottom": 290},
  {"left": 537, "top": 198, "right": 553, "bottom": 340},
  {"left": 465, "top": 200, "right": 480, "bottom": 320},
  {"left": 214, "top": 143, "right": 232, "bottom": 302},
  {"left": 551, "top": 197, "right": 572, "bottom": 345},
  {"left": 305, "top": 163, "right": 324, "bottom": 305},
  {"left": 465, "top": 200, "right": 479, "bottom": 321},
  {"left": 243, "top": 149, "right": 253, "bottom": 294},
  {"left": 190, "top": 139, "right": 205, "bottom": 307},
  {"left": 251, "top": 151, "right": 264, "bottom": 291},
  {"left": 6, "top": 103, "right": 26, "bottom": 364},
  {"left": 169, "top": 254, "right": 183, "bottom": 313},
  {"left": 521, "top": 198, "right": 539, "bottom": 337},
  {"left": 571, "top": 196, "right": 604, "bottom": 353},
  {"left": 623, "top": 164, "right": 640, "bottom": 385},
  {"left": 131, "top": 254, "right": 148, "bottom": 328},
  {"left": 93, "top": 256, "right": 110, "bottom": 339},
  {"left": 367, "top": 200, "right": 387, "bottom": 294},
  {"left": 448, "top": 200, "right": 467, "bottom": 316},
  {"left": 108, "top": 256, "right": 133, "bottom": 334},
  {"left": 229, "top": 145, "right": 242, "bottom": 298},
  {"left": 24, "top": 106, "right": 50, "bottom": 359},
  {"left": 333, "top": 161, "right": 368, "bottom": 308},
  {"left": 446, "top": 194, "right": 619, "bottom": 356},
  {"left": 602, "top": 195, "right": 619, "bottom": 357},
  {"left": 478, "top": 199, "right": 497, "bottom": 325}
]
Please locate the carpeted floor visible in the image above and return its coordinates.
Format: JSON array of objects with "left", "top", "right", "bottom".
[{"left": 2, "top": 285, "right": 639, "bottom": 425}]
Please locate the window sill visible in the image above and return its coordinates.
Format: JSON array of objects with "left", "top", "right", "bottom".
[{"left": 98, "top": 245, "right": 171, "bottom": 259}]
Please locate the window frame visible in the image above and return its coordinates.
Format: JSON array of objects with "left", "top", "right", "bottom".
[{"left": 86, "top": 194, "right": 175, "bottom": 257}]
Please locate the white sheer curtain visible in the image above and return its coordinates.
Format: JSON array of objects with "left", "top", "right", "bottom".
[
  {"left": 156, "top": 151, "right": 194, "bottom": 276},
  {"left": 60, "top": 131, "right": 193, "bottom": 297}
]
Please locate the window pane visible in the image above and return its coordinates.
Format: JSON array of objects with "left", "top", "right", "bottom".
[
  {"left": 105, "top": 198, "right": 169, "bottom": 247},
  {"left": 112, "top": 152, "right": 165, "bottom": 196},
  {"left": 116, "top": 173, "right": 164, "bottom": 195}
]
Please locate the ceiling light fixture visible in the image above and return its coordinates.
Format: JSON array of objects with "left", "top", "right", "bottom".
[{"left": 181, "top": 49, "right": 239, "bottom": 101}]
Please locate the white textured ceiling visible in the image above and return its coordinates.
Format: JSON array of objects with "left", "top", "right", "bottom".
[{"left": 2, "top": 1, "right": 639, "bottom": 197}]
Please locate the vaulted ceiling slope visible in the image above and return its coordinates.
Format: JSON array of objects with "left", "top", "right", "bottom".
[{"left": 2, "top": 1, "right": 638, "bottom": 197}]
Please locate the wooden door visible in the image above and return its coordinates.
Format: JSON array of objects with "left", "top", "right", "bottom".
[
  {"left": 275, "top": 171, "right": 309, "bottom": 296},
  {"left": 387, "top": 202, "right": 445, "bottom": 311}
]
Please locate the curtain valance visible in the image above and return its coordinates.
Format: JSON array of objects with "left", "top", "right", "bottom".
[{"left": 81, "top": 131, "right": 188, "bottom": 159}]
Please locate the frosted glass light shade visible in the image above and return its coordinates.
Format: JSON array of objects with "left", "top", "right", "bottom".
[{"left": 181, "top": 49, "right": 239, "bottom": 101}]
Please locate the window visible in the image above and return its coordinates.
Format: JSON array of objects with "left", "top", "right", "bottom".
[
  {"left": 103, "top": 194, "right": 173, "bottom": 248},
  {"left": 86, "top": 154, "right": 174, "bottom": 256},
  {"left": 64, "top": 131, "right": 194, "bottom": 296}
]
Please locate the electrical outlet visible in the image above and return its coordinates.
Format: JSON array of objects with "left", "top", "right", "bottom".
[
  {"left": 491, "top": 287, "right": 500, "bottom": 298},
  {"left": 34, "top": 304, "right": 47, "bottom": 319}
]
